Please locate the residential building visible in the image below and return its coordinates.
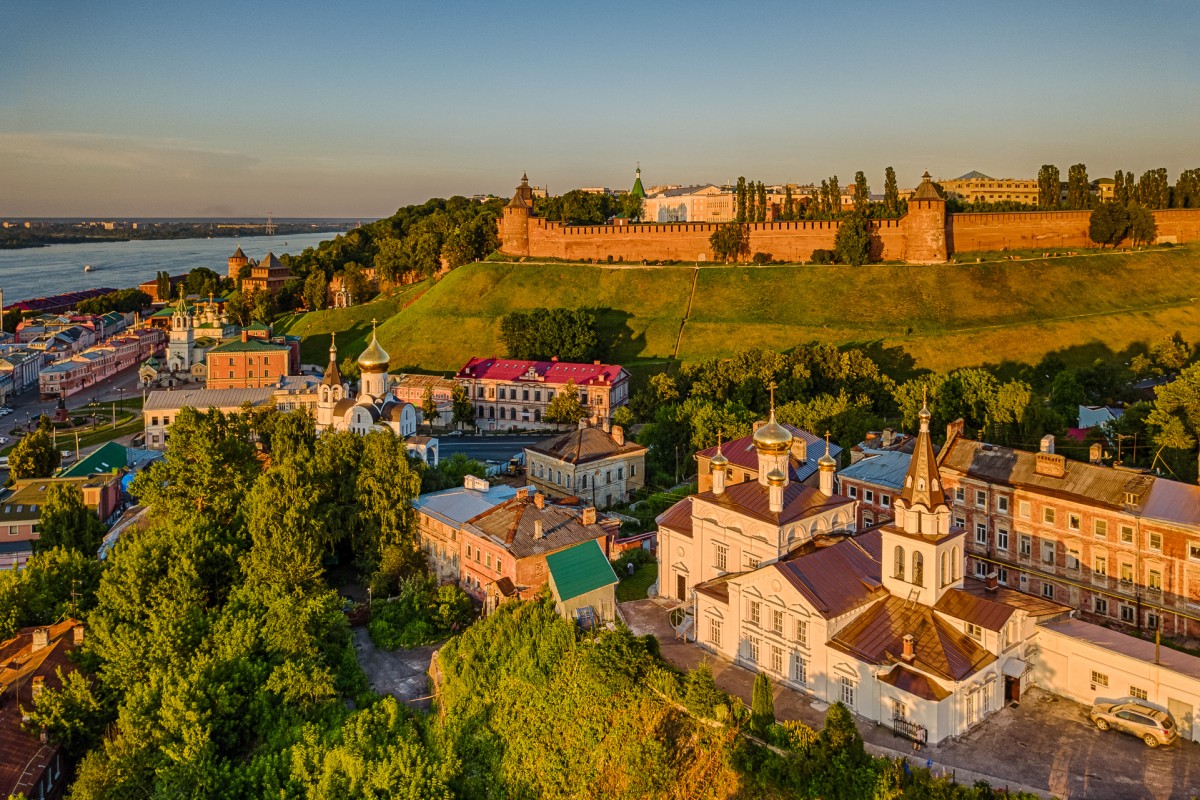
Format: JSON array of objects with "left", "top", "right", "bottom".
[
  {"left": 392, "top": 373, "right": 458, "bottom": 427},
  {"left": 139, "top": 273, "right": 186, "bottom": 304},
  {"left": 1091, "top": 178, "right": 1117, "bottom": 202},
  {"left": 456, "top": 356, "right": 629, "bottom": 431},
  {"left": 836, "top": 451, "right": 911, "bottom": 528},
  {"left": 525, "top": 423, "right": 646, "bottom": 508},
  {"left": 206, "top": 333, "right": 294, "bottom": 389},
  {"left": 0, "top": 475, "right": 124, "bottom": 570},
  {"left": 642, "top": 184, "right": 735, "bottom": 223},
  {"left": 37, "top": 328, "right": 165, "bottom": 399},
  {"left": 0, "top": 619, "right": 85, "bottom": 799},
  {"left": 937, "top": 172, "right": 1039, "bottom": 205},
  {"left": 546, "top": 539, "right": 619, "bottom": 625},
  {"left": 849, "top": 428, "right": 916, "bottom": 464},
  {"left": 0, "top": 349, "right": 45, "bottom": 394},
  {"left": 694, "top": 424, "right": 843, "bottom": 493},
  {"left": 58, "top": 441, "right": 131, "bottom": 479},
  {"left": 413, "top": 475, "right": 520, "bottom": 583}
]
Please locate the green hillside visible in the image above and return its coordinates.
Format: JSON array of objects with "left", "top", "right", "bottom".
[{"left": 280, "top": 245, "right": 1200, "bottom": 380}]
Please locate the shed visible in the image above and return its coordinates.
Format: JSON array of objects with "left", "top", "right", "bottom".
[{"left": 546, "top": 539, "right": 618, "bottom": 627}]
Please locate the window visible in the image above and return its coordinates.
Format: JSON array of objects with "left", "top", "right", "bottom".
[
  {"left": 466, "top": 544, "right": 473, "bottom": 559},
  {"left": 997, "top": 527, "right": 1009, "bottom": 551},
  {"left": 955, "top": 487, "right": 965, "bottom": 503},
  {"left": 1120, "top": 525, "right": 1134, "bottom": 544},
  {"left": 1149, "top": 532, "right": 1163, "bottom": 551},
  {"left": 715, "top": 543, "right": 728, "bottom": 571},
  {"left": 748, "top": 636, "right": 761, "bottom": 662},
  {"left": 975, "top": 490, "right": 987, "bottom": 508},
  {"left": 996, "top": 566, "right": 1008, "bottom": 585},
  {"left": 486, "top": 553, "right": 492, "bottom": 568},
  {"left": 1095, "top": 597, "right": 1108, "bottom": 615},
  {"left": 1042, "top": 582, "right": 1055, "bottom": 599},
  {"left": 1094, "top": 555, "right": 1108, "bottom": 577},
  {"left": 617, "top": 466, "right": 624, "bottom": 480},
  {"left": 894, "top": 545, "right": 905, "bottom": 581},
  {"left": 1149, "top": 569, "right": 1162, "bottom": 591},
  {"left": 1067, "top": 548, "right": 1080, "bottom": 571},
  {"left": 1042, "top": 541, "right": 1055, "bottom": 565},
  {"left": 749, "top": 600, "right": 761, "bottom": 627},
  {"left": 975, "top": 522, "right": 988, "bottom": 545},
  {"left": 771, "top": 645, "right": 783, "bottom": 674},
  {"left": 1043, "top": 507, "right": 1056, "bottom": 525},
  {"left": 522, "top": 389, "right": 529, "bottom": 401},
  {"left": 772, "top": 608, "right": 784, "bottom": 635},
  {"left": 997, "top": 496, "right": 1010, "bottom": 514},
  {"left": 745, "top": 554, "right": 760, "bottom": 569},
  {"left": 840, "top": 677, "right": 856, "bottom": 708},
  {"left": 912, "top": 552, "right": 924, "bottom": 587},
  {"left": 1120, "top": 605, "right": 1135, "bottom": 623},
  {"left": 1130, "top": 686, "right": 1148, "bottom": 701},
  {"left": 475, "top": 549, "right": 481, "bottom": 563},
  {"left": 1147, "top": 612, "right": 1160, "bottom": 630},
  {"left": 955, "top": 515, "right": 966, "bottom": 530},
  {"left": 1191, "top": 543, "right": 1200, "bottom": 561},
  {"left": 1095, "top": 519, "right": 1108, "bottom": 539},
  {"left": 966, "top": 622, "right": 983, "bottom": 640},
  {"left": 865, "top": 490, "right": 875, "bottom": 503},
  {"left": 710, "top": 618, "right": 722, "bottom": 648},
  {"left": 151, "top": 416, "right": 159, "bottom": 426},
  {"left": 495, "top": 558, "right": 502, "bottom": 573},
  {"left": 893, "top": 699, "right": 908, "bottom": 720},
  {"left": 498, "top": 387, "right": 505, "bottom": 400},
  {"left": 1019, "top": 500, "right": 1031, "bottom": 518},
  {"left": 974, "top": 560, "right": 988, "bottom": 578},
  {"left": 629, "top": 464, "right": 636, "bottom": 477},
  {"left": 880, "top": 494, "right": 891, "bottom": 508},
  {"left": 1091, "top": 671, "right": 1109, "bottom": 687},
  {"left": 847, "top": 486, "right": 857, "bottom": 498},
  {"left": 579, "top": 473, "right": 587, "bottom": 488},
  {"left": 792, "top": 652, "right": 807, "bottom": 684},
  {"left": 1120, "top": 562, "right": 1133, "bottom": 583},
  {"left": 1068, "top": 513, "right": 1081, "bottom": 531},
  {"left": 795, "top": 619, "right": 808, "bottom": 647}
]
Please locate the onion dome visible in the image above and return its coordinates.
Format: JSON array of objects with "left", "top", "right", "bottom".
[
  {"left": 357, "top": 320, "right": 390, "bottom": 371},
  {"left": 753, "top": 410, "right": 792, "bottom": 454},
  {"left": 766, "top": 467, "right": 787, "bottom": 486},
  {"left": 710, "top": 448, "right": 729, "bottom": 470},
  {"left": 818, "top": 432, "right": 837, "bottom": 469}
]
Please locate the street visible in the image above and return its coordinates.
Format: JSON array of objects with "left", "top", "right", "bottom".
[{"left": 437, "top": 434, "right": 547, "bottom": 464}]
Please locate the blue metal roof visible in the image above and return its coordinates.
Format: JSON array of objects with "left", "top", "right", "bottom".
[{"left": 836, "top": 451, "right": 911, "bottom": 491}]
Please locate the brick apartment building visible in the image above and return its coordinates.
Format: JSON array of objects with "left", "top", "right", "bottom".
[{"left": 205, "top": 332, "right": 294, "bottom": 389}]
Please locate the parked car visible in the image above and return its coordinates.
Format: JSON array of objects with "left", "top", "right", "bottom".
[
  {"left": 1090, "top": 701, "right": 1178, "bottom": 747},
  {"left": 0, "top": 457, "right": 8, "bottom": 469},
  {"left": 0, "top": 436, "right": 8, "bottom": 444},
  {"left": 444, "top": 430, "right": 463, "bottom": 437}
]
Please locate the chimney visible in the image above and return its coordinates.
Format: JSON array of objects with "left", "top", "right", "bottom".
[
  {"left": 1035, "top": 451, "right": 1067, "bottom": 478},
  {"left": 31, "top": 627, "right": 49, "bottom": 652},
  {"left": 582, "top": 506, "right": 597, "bottom": 525},
  {"left": 882, "top": 428, "right": 896, "bottom": 447},
  {"left": 789, "top": 437, "right": 807, "bottom": 463},
  {"left": 946, "top": 418, "right": 965, "bottom": 442},
  {"left": 1040, "top": 434, "right": 1055, "bottom": 454},
  {"left": 902, "top": 634, "right": 915, "bottom": 662},
  {"left": 534, "top": 520, "right": 544, "bottom": 539},
  {"left": 72, "top": 623, "right": 84, "bottom": 646},
  {"left": 984, "top": 572, "right": 999, "bottom": 592},
  {"left": 612, "top": 425, "right": 625, "bottom": 446},
  {"left": 601, "top": 417, "right": 611, "bottom": 433},
  {"left": 241, "top": 329, "right": 249, "bottom": 343},
  {"left": 752, "top": 420, "right": 766, "bottom": 433},
  {"left": 1089, "top": 442, "right": 1103, "bottom": 464},
  {"left": 534, "top": 492, "right": 545, "bottom": 510},
  {"left": 516, "top": 487, "right": 529, "bottom": 502}
]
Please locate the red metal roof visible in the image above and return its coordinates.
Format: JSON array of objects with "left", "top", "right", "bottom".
[{"left": 456, "top": 357, "right": 626, "bottom": 386}]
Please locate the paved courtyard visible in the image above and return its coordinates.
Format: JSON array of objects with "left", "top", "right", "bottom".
[
  {"left": 352, "top": 627, "right": 437, "bottom": 712},
  {"left": 621, "top": 599, "right": 1200, "bottom": 800}
]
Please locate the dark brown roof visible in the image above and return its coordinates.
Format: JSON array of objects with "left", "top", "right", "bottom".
[
  {"left": 933, "top": 587, "right": 1016, "bottom": 631},
  {"left": 938, "top": 436, "right": 1154, "bottom": 511},
  {"left": 879, "top": 665, "right": 951, "bottom": 701},
  {"left": 957, "top": 577, "right": 1071, "bottom": 618},
  {"left": 900, "top": 414, "right": 945, "bottom": 511},
  {"left": 912, "top": 171, "right": 942, "bottom": 201},
  {"left": 775, "top": 529, "right": 885, "bottom": 619},
  {"left": 466, "top": 495, "right": 618, "bottom": 560},
  {"left": 695, "top": 479, "right": 854, "bottom": 526},
  {"left": 656, "top": 496, "right": 694, "bottom": 538},
  {"left": 830, "top": 595, "right": 996, "bottom": 682},
  {"left": 694, "top": 571, "right": 742, "bottom": 603},
  {"left": 527, "top": 427, "right": 646, "bottom": 466},
  {"left": 0, "top": 620, "right": 82, "bottom": 797},
  {"left": 696, "top": 424, "right": 842, "bottom": 484}
]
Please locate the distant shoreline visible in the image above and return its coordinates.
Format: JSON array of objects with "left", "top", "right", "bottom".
[{"left": 0, "top": 223, "right": 350, "bottom": 250}]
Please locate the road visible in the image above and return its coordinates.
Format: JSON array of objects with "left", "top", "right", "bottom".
[
  {"left": 438, "top": 435, "right": 546, "bottom": 464},
  {"left": 2, "top": 366, "right": 146, "bottom": 457}
]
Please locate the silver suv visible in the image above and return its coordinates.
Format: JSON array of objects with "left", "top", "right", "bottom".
[{"left": 1090, "top": 701, "right": 1178, "bottom": 747}]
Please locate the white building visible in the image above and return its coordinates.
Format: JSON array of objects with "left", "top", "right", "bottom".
[{"left": 314, "top": 328, "right": 417, "bottom": 438}]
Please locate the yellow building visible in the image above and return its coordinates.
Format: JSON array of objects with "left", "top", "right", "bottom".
[{"left": 938, "top": 171, "right": 1039, "bottom": 205}]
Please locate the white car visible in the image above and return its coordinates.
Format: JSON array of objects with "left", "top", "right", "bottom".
[{"left": 0, "top": 437, "right": 8, "bottom": 444}]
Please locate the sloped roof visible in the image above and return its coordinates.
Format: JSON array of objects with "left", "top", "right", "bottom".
[
  {"left": 209, "top": 337, "right": 289, "bottom": 354},
  {"left": 938, "top": 436, "right": 1155, "bottom": 511},
  {"left": 694, "top": 479, "right": 854, "bottom": 527},
  {"left": 953, "top": 171, "right": 994, "bottom": 181},
  {"left": 696, "top": 424, "right": 842, "bottom": 484},
  {"left": 911, "top": 171, "right": 942, "bottom": 201},
  {"left": 900, "top": 411, "right": 945, "bottom": 510},
  {"left": 775, "top": 528, "right": 884, "bottom": 618},
  {"left": 879, "top": 664, "right": 951, "bottom": 701},
  {"left": 414, "top": 481, "right": 520, "bottom": 528},
  {"left": 547, "top": 539, "right": 618, "bottom": 602},
  {"left": 932, "top": 587, "right": 1016, "bottom": 631},
  {"left": 656, "top": 495, "right": 694, "bottom": 538},
  {"left": 837, "top": 451, "right": 911, "bottom": 491},
  {"left": 466, "top": 494, "right": 618, "bottom": 560},
  {"left": 456, "top": 357, "right": 626, "bottom": 387},
  {"left": 1141, "top": 478, "right": 1200, "bottom": 529},
  {"left": 58, "top": 441, "right": 128, "bottom": 478},
  {"left": 231, "top": 245, "right": 246, "bottom": 259},
  {"left": 143, "top": 387, "right": 276, "bottom": 412},
  {"left": 527, "top": 427, "right": 646, "bottom": 465},
  {"left": 830, "top": 594, "right": 996, "bottom": 682},
  {"left": 956, "top": 577, "right": 1070, "bottom": 618}
]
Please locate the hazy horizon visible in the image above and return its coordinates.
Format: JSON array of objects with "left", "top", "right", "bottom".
[{"left": 3, "top": 1, "right": 1198, "bottom": 218}]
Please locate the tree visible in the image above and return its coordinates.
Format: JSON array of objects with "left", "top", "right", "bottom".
[
  {"left": 1066, "top": 163, "right": 1090, "bottom": 209},
  {"left": 782, "top": 185, "right": 795, "bottom": 221},
  {"left": 339, "top": 355, "right": 361, "bottom": 383},
  {"left": 23, "top": 668, "right": 112, "bottom": 759},
  {"left": 9, "top": 425, "right": 61, "bottom": 479},
  {"left": 611, "top": 405, "right": 634, "bottom": 429},
  {"left": 341, "top": 262, "right": 371, "bottom": 303},
  {"left": 1088, "top": 201, "right": 1130, "bottom": 248},
  {"left": 750, "top": 672, "right": 775, "bottom": 735},
  {"left": 828, "top": 175, "right": 841, "bottom": 216},
  {"left": 1037, "top": 164, "right": 1060, "bottom": 208},
  {"left": 303, "top": 270, "right": 328, "bottom": 311},
  {"left": 853, "top": 171, "right": 870, "bottom": 214},
  {"left": 755, "top": 182, "right": 767, "bottom": 223},
  {"left": 451, "top": 383, "right": 474, "bottom": 430},
  {"left": 0, "top": 547, "right": 102, "bottom": 638},
  {"left": 1114, "top": 169, "right": 1130, "bottom": 206},
  {"left": 225, "top": 290, "right": 252, "bottom": 326},
  {"left": 421, "top": 385, "right": 438, "bottom": 428},
  {"left": 1128, "top": 203, "right": 1158, "bottom": 246},
  {"left": 35, "top": 483, "right": 107, "bottom": 555},
  {"left": 499, "top": 308, "right": 601, "bottom": 362},
  {"left": 544, "top": 380, "right": 587, "bottom": 426},
  {"left": 709, "top": 223, "right": 749, "bottom": 263},
  {"left": 735, "top": 177, "right": 747, "bottom": 223},
  {"left": 155, "top": 271, "right": 171, "bottom": 303},
  {"left": 1148, "top": 363, "right": 1200, "bottom": 481},
  {"left": 619, "top": 192, "right": 644, "bottom": 222},
  {"left": 833, "top": 213, "right": 872, "bottom": 266},
  {"left": 883, "top": 167, "right": 899, "bottom": 216},
  {"left": 184, "top": 267, "right": 222, "bottom": 297},
  {"left": 250, "top": 288, "right": 278, "bottom": 324}
]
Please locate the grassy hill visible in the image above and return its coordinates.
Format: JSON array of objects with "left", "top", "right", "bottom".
[{"left": 278, "top": 245, "right": 1200, "bottom": 382}]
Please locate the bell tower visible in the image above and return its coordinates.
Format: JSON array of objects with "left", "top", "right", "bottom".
[{"left": 168, "top": 287, "right": 193, "bottom": 372}]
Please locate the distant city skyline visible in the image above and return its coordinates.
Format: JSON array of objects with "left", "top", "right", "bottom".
[{"left": 2, "top": 1, "right": 1198, "bottom": 217}]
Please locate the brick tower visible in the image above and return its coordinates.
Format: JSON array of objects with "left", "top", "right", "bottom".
[
  {"left": 227, "top": 245, "right": 249, "bottom": 282},
  {"left": 500, "top": 173, "right": 533, "bottom": 257},
  {"left": 904, "top": 171, "right": 948, "bottom": 264}
]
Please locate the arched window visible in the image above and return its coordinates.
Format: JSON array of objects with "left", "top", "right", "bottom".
[
  {"left": 894, "top": 546, "right": 905, "bottom": 581},
  {"left": 913, "top": 552, "right": 924, "bottom": 587},
  {"left": 941, "top": 552, "right": 949, "bottom": 587},
  {"left": 951, "top": 547, "right": 960, "bottom": 580}
]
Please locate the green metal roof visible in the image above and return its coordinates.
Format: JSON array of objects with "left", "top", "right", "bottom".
[
  {"left": 59, "top": 441, "right": 129, "bottom": 478},
  {"left": 546, "top": 539, "right": 617, "bottom": 602},
  {"left": 209, "top": 337, "right": 289, "bottom": 353}
]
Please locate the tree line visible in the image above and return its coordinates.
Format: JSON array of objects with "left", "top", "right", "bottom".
[{"left": 733, "top": 167, "right": 905, "bottom": 224}]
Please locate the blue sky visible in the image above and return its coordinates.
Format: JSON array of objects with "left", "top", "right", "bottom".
[{"left": 2, "top": 0, "right": 1197, "bottom": 217}]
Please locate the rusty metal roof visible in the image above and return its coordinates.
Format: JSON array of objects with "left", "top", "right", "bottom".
[
  {"left": 938, "top": 437, "right": 1154, "bottom": 510},
  {"left": 1141, "top": 478, "right": 1200, "bottom": 528},
  {"left": 956, "top": 578, "right": 1071, "bottom": 618},
  {"left": 830, "top": 595, "right": 996, "bottom": 682},
  {"left": 775, "top": 529, "right": 885, "bottom": 619},
  {"left": 465, "top": 496, "right": 618, "bottom": 559},
  {"left": 694, "top": 479, "right": 855, "bottom": 526},
  {"left": 879, "top": 664, "right": 951, "bottom": 701},
  {"left": 696, "top": 424, "right": 842, "bottom": 484},
  {"left": 527, "top": 427, "right": 646, "bottom": 466},
  {"left": 932, "top": 587, "right": 1016, "bottom": 631},
  {"left": 655, "top": 496, "right": 694, "bottom": 538}
]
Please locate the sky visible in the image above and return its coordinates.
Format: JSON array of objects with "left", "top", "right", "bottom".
[{"left": 2, "top": 0, "right": 1198, "bottom": 218}]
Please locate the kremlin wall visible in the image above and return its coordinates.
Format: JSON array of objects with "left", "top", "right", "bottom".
[{"left": 499, "top": 174, "right": 1200, "bottom": 264}]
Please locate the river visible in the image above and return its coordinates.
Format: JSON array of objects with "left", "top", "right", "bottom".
[{"left": 0, "top": 231, "right": 336, "bottom": 303}]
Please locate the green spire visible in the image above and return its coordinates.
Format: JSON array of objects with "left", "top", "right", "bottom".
[{"left": 630, "top": 163, "right": 646, "bottom": 199}]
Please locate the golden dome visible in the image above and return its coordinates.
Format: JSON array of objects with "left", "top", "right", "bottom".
[
  {"left": 818, "top": 432, "right": 837, "bottom": 468},
  {"left": 357, "top": 321, "right": 390, "bottom": 371},
  {"left": 710, "top": 449, "right": 729, "bottom": 469},
  {"left": 766, "top": 467, "right": 787, "bottom": 486},
  {"left": 753, "top": 413, "right": 792, "bottom": 454}
]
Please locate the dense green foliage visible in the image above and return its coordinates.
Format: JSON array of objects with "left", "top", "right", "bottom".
[
  {"left": 35, "top": 483, "right": 108, "bottom": 555},
  {"left": 9, "top": 418, "right": 62, "bottom": 479},
  {"left": 833, "top": 212, "right": 873, "bottom": 266},
  {"left": 367, "top": 573, "right": 472, "bottom": 649},
  {"left": 534, "top": 190, "right": 623, "bottom": 225},
  {"left": 499, "top": 307, "right": 602, "bottom": 361},
  {"left": 75, "top": 288, "right": 151, "bottom": 315},
  {"left": 710, "top": 223, "right": 749, "bottom": 262},
  {"left": 0, "top": 546, "right": 102, "bottom": 638},
  {"left": 544, "top": 379, "right": 587, "bottom": 425}
]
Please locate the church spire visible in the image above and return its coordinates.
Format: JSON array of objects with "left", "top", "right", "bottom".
[
  {"left": 899, "top": 387, "right": 946, "bottom": 513},
  {"left": 321, "top": 332, "right": 342, "bottom": 387}
]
